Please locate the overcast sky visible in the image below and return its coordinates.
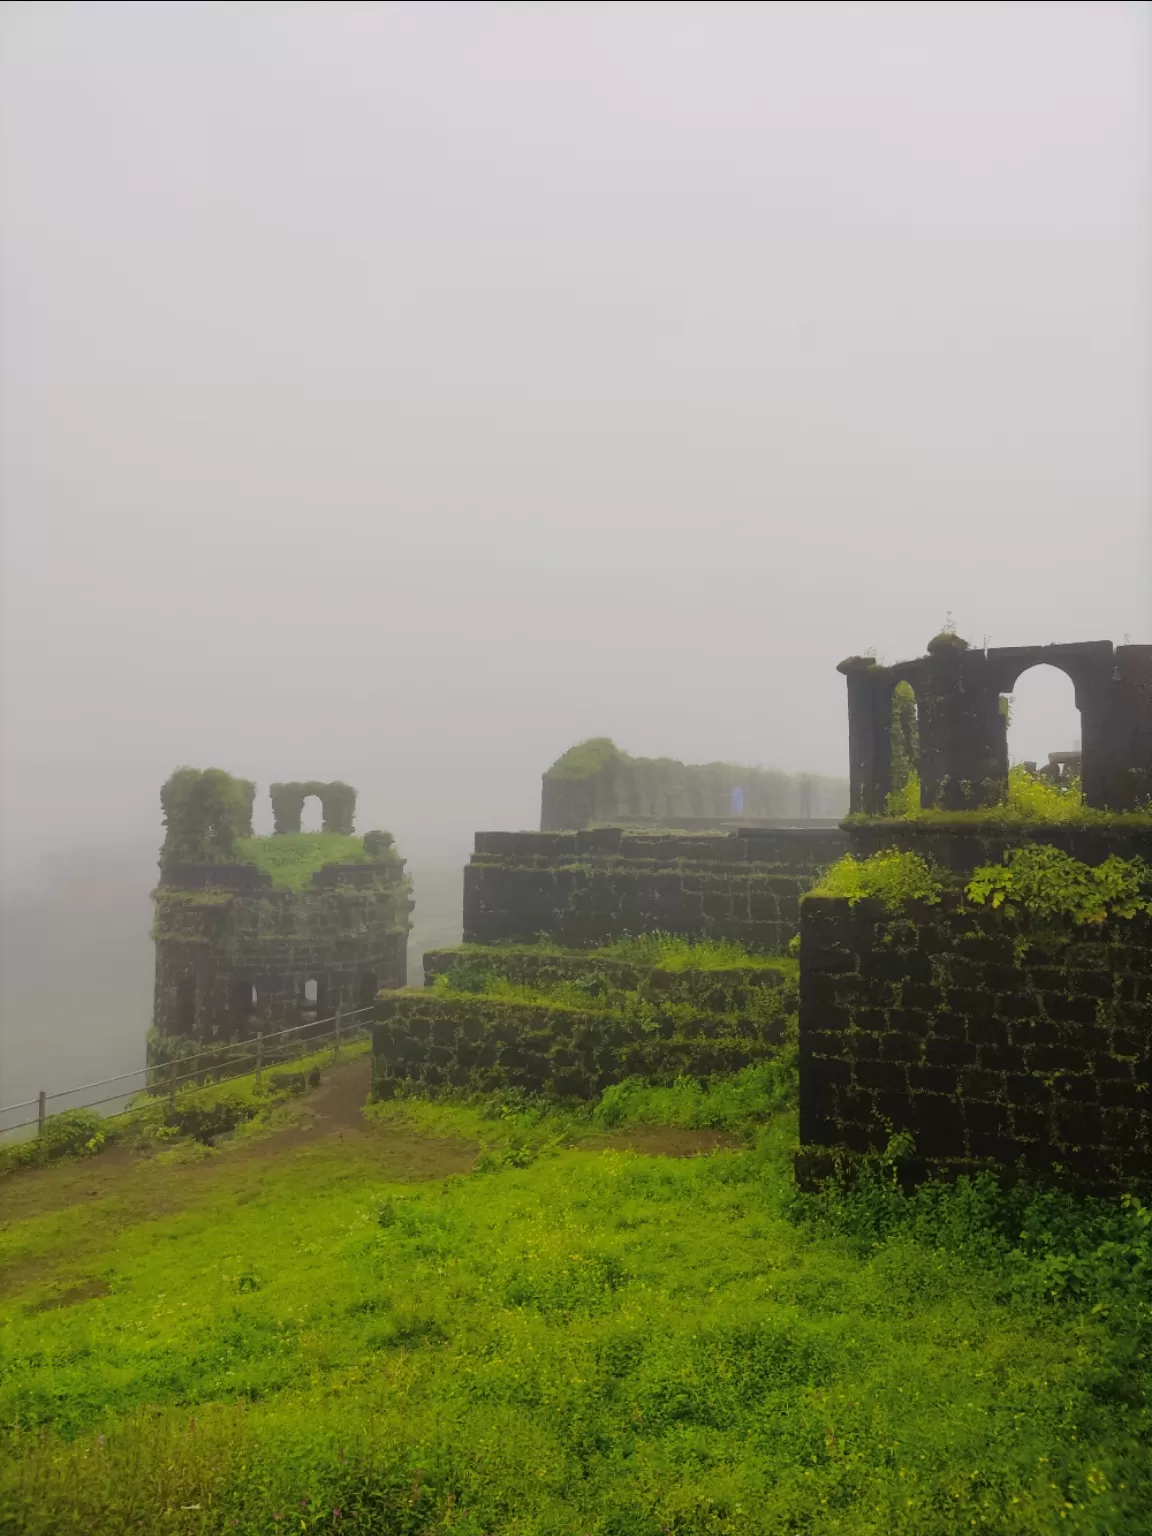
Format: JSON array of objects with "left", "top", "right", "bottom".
[{"left": 1, "top": 0, "right": 1148, "bottom": 882}]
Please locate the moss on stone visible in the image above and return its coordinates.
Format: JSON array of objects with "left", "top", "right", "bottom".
[{"left": 233, "top": 832, "right": 373, "bottom": 891}]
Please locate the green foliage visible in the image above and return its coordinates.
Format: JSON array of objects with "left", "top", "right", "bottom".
[
  {"left": 967, "top": 844, "right": 1152, "bottom": 925},
  {"left": 888, "top": 680, "right": 919, "bottom": 804},
  {"left": 858, "top": 764, "right": 1152, "bottom": 828},
  {"left": 165, "top": 1099, "right": 256, "bottom": 1145},
  {"left": 3, "top": 1081, "right": 1151, "bottom": 1533},
  {"left": 159, "top": 767, "right": 255, "bottom": 865},
  {"left": 592, "top": 932, "right": 785, "bottom": 971},
  {"left": 232, "top": 832, "right": 373, "bottom": 890},
  {"left": 544, "top": 736, "right": 621, "bottom": 781},
  {"left": 0, "top": 1110, "right": 106, "bottom": 1176},
  {"left": 440, "top": 936, "right": 789, "bottom": 974},
  {"left": 884, "top": 769, "right": 921, "bottom": 818},
  {"left": 810, "top": 849, "right": 944, "bottom": 910},
  {"left": 592, "top": 1059, "right": 797, "bottom": 1131}
]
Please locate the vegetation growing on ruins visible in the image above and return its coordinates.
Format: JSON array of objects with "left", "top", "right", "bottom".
[
  {"left": 810, "top": 843, "right": 1152, "bottom": 927},
  {"left": 232, "top": 832, "right": 374, "bottom": 890},
  {"left": 864, "top": 764, "right": 1152, "bottom": 828},
  {"left": 808, "top": 849, "right": 944, "bottom": 911},
  {"left": 544, "top": 736, "right": 622, "bottom": 781},
  {"left": 2, "top": 1064, "right": 1150, "bottom": 1534},
  {"left": 159, "top": 767, "right": 256, "bottom": 865},
  {"left": 441, "top": 934, "right": 790, "bottom": 973},
  {"left": 967, "top": 845, "right": 1152, "bottom": 926}
]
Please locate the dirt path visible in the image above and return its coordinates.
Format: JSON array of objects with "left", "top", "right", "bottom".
[
  {"left": 0, "top": 1055, "right": 475, "bottom": 1230},
  {"left": 0, "top": 1056, "right": 740, "bottom": 1238}
]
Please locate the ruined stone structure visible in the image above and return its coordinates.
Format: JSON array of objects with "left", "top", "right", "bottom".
[
  {"left": 152, "top": 769, "right": 411, "bottom": 1047},
  {"left": 839, "top": 637, "right": 1152, "bottom": 813},
  {"left": 463, "top": 826, "right": 847, "bottom": 952},
  {"left": 542, "top": 738, "right": 848, "bottom": 831},
  {"left": 799, "top": 887, "right": 1152, "bottom": 1189},
  {"left": 802, "top": 636, "right": 1152, "bottom": 1190},
  {"left": 372, "top": 812, "right": 835, "bottom": 1102}
]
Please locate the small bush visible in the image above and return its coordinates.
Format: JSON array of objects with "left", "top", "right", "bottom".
[
  {"left": 811, "top": 849, "right": 943, "bottom": 911},
  {"left": 167, "top": 1100, "right": 254, "bottom": 1145},
  {"left": 967, "top": 844, "right": 1152, "bottom": 925}
]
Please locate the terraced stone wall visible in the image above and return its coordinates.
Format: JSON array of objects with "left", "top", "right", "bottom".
[
  {"left": 374, "top": 948, "right": 796, "bottom": 1101},
  {"left": 463, "top": 827, "right": 848, "bottom": 952}
]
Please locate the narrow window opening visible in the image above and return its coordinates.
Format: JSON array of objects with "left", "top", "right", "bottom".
[
  {"left": 888, "top": 681, "right": 920, "bottom": 814},
  {"left": 176, "top": 976, "right": 196, "bottom": 1033}
]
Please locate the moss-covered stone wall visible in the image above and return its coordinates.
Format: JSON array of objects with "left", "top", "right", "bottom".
[
  {"left": 798, "top": 892, "right": 1152, "bottom": 1189},
  {"left": 153, "top": 853, "right": 412, "bottom": 1046},
  {"left": 152, "top": 767, "right": 412, "bottom": 1047},
  {"left": 463, "top": 827, "right": 847, "bottom": 952},
  {"left": 423, "top": 946, "right": 790, "bottom": 1016}
]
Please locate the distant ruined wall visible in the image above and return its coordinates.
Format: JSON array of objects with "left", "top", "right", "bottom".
[
  {"left": 462, "top": 827, "right": 848, "bottom": 952},
  {"left": 541, "top": 740, "right": 849, "bottom": 831}
]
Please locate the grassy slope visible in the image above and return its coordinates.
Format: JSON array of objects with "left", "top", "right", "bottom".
[{"left": 0, "top": 1071, "right": 1149, "bottom": 1535}]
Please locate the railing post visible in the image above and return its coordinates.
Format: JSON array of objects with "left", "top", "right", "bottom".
[
  {"left": 333, "top": 1005, "right": 342, "bottom": 1062},
  {"left": 256, "top": 1031, "right": 264, "bottom": 1085},
  {"left": 37, "top": 1090, "right": 46, "bottom": 1137},
  {"left": 168, "top": 1057, "right": 177, "bottom": 1112}
]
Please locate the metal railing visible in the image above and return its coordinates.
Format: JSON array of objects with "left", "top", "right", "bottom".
[{"left": 0, "top": 1005, "right": 376, "bottom": 1137}]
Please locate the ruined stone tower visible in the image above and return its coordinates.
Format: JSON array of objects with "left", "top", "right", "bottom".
[{"left": 151, "top": 768, "right": 411, "bottom": 1049}]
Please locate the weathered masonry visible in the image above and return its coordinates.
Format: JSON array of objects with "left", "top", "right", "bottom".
[
  {"left": 839, "top": 635, "right": 1152, "bottom": 813},
  {"left": 152, "top": 768, "right": 411, "bottom": 1048},
  {"left": 541, "top": 738, "right": 848, "bottom": 831},
  {"left": 374, "top": 947, "right": 796, "bottom": 1101},
  {"left": 800, "top": 635, "right": 1152, "bottom": 1190},
  {"left": 800, "top": 880, "right": 1152, "bottom": 1188},
  {"left": 463, "top": 826, "right": 847, "bottom": 952},
  {"left": 372, "top": 782, "right": 835, "bottom": 1102}
]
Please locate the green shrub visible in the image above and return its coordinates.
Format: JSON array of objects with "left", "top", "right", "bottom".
[
  {"left": 967, "top": 844, "right": 1152, "bottom": 925},
  {"left": 166, "top": 1100, "right": 255, "bottom": 1145},
  {"left": 810, "top": 849, "right": 943, "bottom": 910}
]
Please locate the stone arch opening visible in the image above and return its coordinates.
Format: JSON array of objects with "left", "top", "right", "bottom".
[
  {"left": 1004, "top": 663, "right": 1082, "bottom": 783},
  {"left": 887, "top": 679, "right": 921, "bottom": 813},
  {"left": 300, "top": 795, "right": 323, "bottom": 833}
]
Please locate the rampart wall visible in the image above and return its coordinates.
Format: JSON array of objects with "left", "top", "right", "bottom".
[
  {"left": 463, "top": 827, "right": 848, "bottom": 951},
  {"left": 799, "top": 891, "right": 1152, "bottom": 1189}
]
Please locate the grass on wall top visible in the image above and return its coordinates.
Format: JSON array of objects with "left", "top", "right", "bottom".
[
  {"left": 442, "top": 935, "right": 794, "bottom": 973},
  {"left": 232, "top": 833, "right": 372, "bottom": 890}
]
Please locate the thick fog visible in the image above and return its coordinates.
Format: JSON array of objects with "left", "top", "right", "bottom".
[{"left": 1, "top": 2, "right": 1148, "bottom": 1107}]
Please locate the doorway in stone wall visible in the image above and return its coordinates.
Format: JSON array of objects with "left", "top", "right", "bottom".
[
  {"left": 1004, "top": 664, "right": 1082, "bottom": 785},
  {"left": 300, "top": 795, "right": 323, "bottom": 833},
  {"left": 888, "top": 680, "right": 920, "bottom": 813}
]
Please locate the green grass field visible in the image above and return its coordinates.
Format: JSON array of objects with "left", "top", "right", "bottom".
[{"left": 0, "top": 1056, "right": 1148, "bottom": 1535}]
